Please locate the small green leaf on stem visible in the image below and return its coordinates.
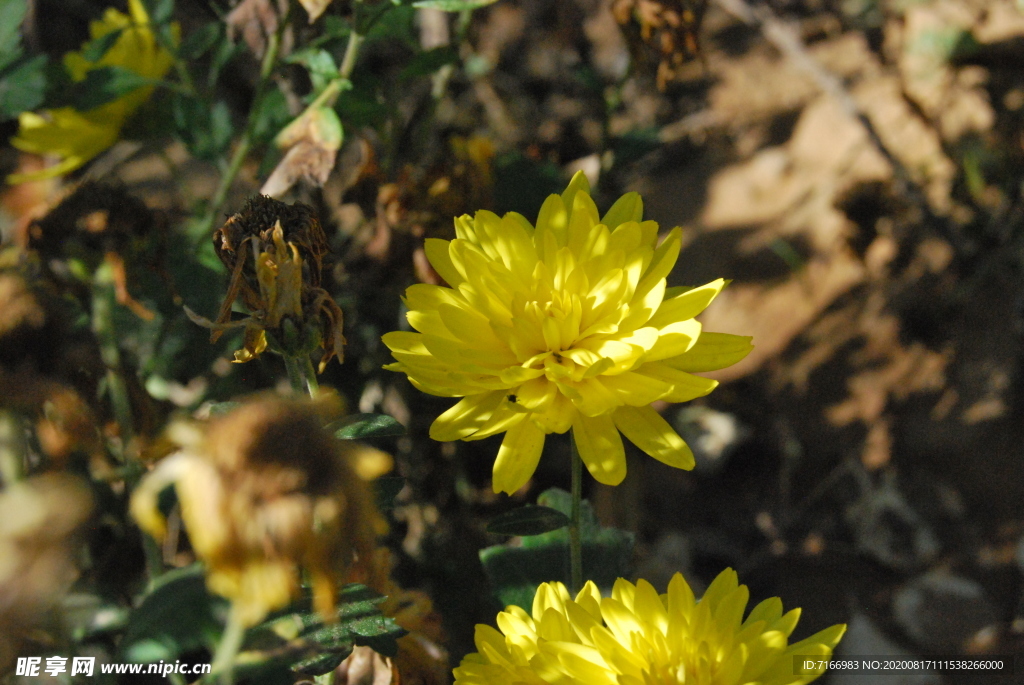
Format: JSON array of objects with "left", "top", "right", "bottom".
[
  {"left": 0, "top": 54, "right": 46, "bottom": 119},
  {"left": 179, "top": 22, "right": 221, "bottom": 60},
  {"left": 373, "top": 476, "right": 406, "bottom": 511},
  {"left": 412, "top": 0, "right": 498, "bottom": 11},
  {"left": 141, "top": 0, "right": 175, "bottom": 25},
  {"left": 81, "top": 29, "right": 124, "bottom": 63},
  {"left": 331, "top": 413, "right": 405, "bottom": 440},
  {"left": 71, "top": 65, "right": 152, "bottom": 110},
  {"left": 487, "top": 505, "right": 570, "bottom": 536}
]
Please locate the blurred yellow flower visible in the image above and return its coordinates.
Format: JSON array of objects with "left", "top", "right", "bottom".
[
  {"left": 454, "top": 569, "right": 845, "bottom": 685},
  {"left": 131, "top": 393, "right": 388, "bottom": 627},
  {"left": 383, "top": 172, "right": 752, "bottom": 493},
  {"left": 7, "top": 0, "right": 176, "bottom": 184}
]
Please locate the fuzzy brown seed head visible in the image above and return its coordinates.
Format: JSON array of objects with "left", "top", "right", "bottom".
[{"left": 204, "top": 393, "right": 343, "bottom": 494}]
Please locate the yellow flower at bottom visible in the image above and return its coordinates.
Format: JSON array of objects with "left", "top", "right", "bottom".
[
  {"left": 454, "top": 569, "right": 845, "bottom": 685},
  {"left": 8, "top": 0, "right": 176, "bottom": 183},
  {"left": 384, "top": 172, "right": 753, "bottom": 493}
]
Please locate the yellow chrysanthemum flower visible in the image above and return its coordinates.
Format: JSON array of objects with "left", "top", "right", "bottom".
[
  {"left": 7, "top": 0, "right": 176, "bottom": 183},
  {"left": 383, "top": 173, "right": 752, "bottom": 493},
  {"left": 454, "top": 569, "right": 846, "bottom": 685}
]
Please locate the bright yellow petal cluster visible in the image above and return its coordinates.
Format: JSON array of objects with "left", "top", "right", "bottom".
[
  {"left": 454, "top": 569, "right": 845, "bottom": 685},
  {"left": 383, "top": 172, "right": 752, "bottom": 493},
  {"left": 8, "top": 0, "right": 176, "bottom": 183}
]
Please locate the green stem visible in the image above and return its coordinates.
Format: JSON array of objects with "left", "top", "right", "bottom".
[
  {"left": 301, "top": 357, "right": 320, "bottom": 396},
  {"left": 92, "top": 265, "right": 134, "bottom": 454},
  {"left": 196, "top": 6, "right": 288, "bottom": 238},
  {"left": 211, "top": 605, "right": 246, "bottom": 685},
  {"left": 290, "top": 27, "right": 364, "bottom": 122},
  {"left": 283, "top": 355, "right": 308, "bottom": 396},
  {"left": 338, "top": 30, "right": 365, "bottom": 81},
  {"left": 142, "top": 534, "right": 165, "bottom": 587},
  {"left": 569, "top": 430, "right": 583, "bottom": 596},
  {"left": 0, "top": 410, "right": 26, "bottom": 485}
]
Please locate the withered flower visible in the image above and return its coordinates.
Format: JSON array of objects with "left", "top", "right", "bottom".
[
  {"left": 131, "top": 392, "right": 387, "bottom": 627},
  {"left": 0, "top": 473, "right": 94, "bottom": 671},
  {"left": 612, "top": 0, "right": 707, "bottom": 90},
  {"left": 196, "top": 196, "right": 345, "bottom": 371}
]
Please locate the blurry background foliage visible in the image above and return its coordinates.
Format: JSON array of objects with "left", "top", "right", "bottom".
[{"left": 3, "top": 0, "right": 1024, "bottom": 682}]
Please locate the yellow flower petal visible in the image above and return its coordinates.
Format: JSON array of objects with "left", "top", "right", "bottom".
[
  {"left": 635, "top": 361, "right": 719, "bottom": 403},
  {"left": 571, "top": 413, "right": 626, "bottom": 485},
  {"left": 647, "top": 278, "right": 726, "bottom": 328},
  {"left": 662, "top": 332, "right": 755, "bottom": 372},
  {"left": 600, "top": 191, "right": 643, "bottom": 230},
  {"left": 612, "top": 405, "right": 694, "bottom": 470},
  {"left": 492, "top": 419, "right": 546, "bottom": 494},
  {"left": 430, "top": 391, "right": 506, "bottom": 441}
]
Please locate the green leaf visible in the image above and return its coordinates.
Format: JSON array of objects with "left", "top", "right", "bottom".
[
  {"left": 0, "top": 0, "right": 27, "bottom": 57},
  {"left": 412, "top": 0, "right": 498, "bottom": 10},
  {"left": 332, "top": 413, "right": 406, "bottom": 439},
  {"left": 487, "top": 505, "right": 569, "bottom": 536},
  {"left": 479, "top": 488, "right": 634, "bottom": 610},
  {"left": 0, "top": 54, "right": 46, "bottom": 119},
  {"left": 373, "top": 476, "right": 406, "bottom": 511},
  {"left": 71, "top": 65, "right": 152, "bottom": 111},
  {"left": 172, "top": 95, "right": 234, "bottom": 161},
  {"left": 80, "top": 29, "right": 124, "bottom": 63},
  {"left": 208, "top": 34, "right": 242, "bottom": 87},
  {"left": 237, "top": 584, "right": 406, "bottom": 678},
  {"left": 119, "top": 565, "right": 227, "bottom": 663},
  {"left": 178, "top": 22, "right": 221, "bottom": 60},
  {"left": 399, "top": 46, "right": 458, "bottom": 80},
  {"left": 209, "top": 100, "right": 233, "bottom": 153},
  {"left": 206, "top": 401, "right": 242, "bottom": 417},
  {"left": 252, "top": 88, "right": 291, "bottom": 145},
  {"left": 141, "top": 0, "right": 174, "bottom": 24},
  {"left": 286, "top": 48, "right": 339, "bottom": 96}
]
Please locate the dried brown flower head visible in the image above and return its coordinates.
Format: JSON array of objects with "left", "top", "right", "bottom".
[
  {"left": 131, "top": 392, "right": 386, "bottom": 627},
  {"left": 202, "top": 196, "right": 345, "bottom": 370},
  {"left": 612, "top": 0, "right": 707, "bottom": 90},
  {"left": 0, "top": 473, "right": 94, "bottom": 671}
]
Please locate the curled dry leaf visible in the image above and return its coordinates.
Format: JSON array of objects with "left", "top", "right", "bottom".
[
  {"left": 298, "top": 0, "right": 334, "bottom": 24},
  {"left": 226, "top": 0, "right": 286, "bottom": 59},
  {"left": 336, "top": 645, "right": 397, "bottom": 685},
  {"left": 261, "top": 106, "right": 344, "bottom": 198}
]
